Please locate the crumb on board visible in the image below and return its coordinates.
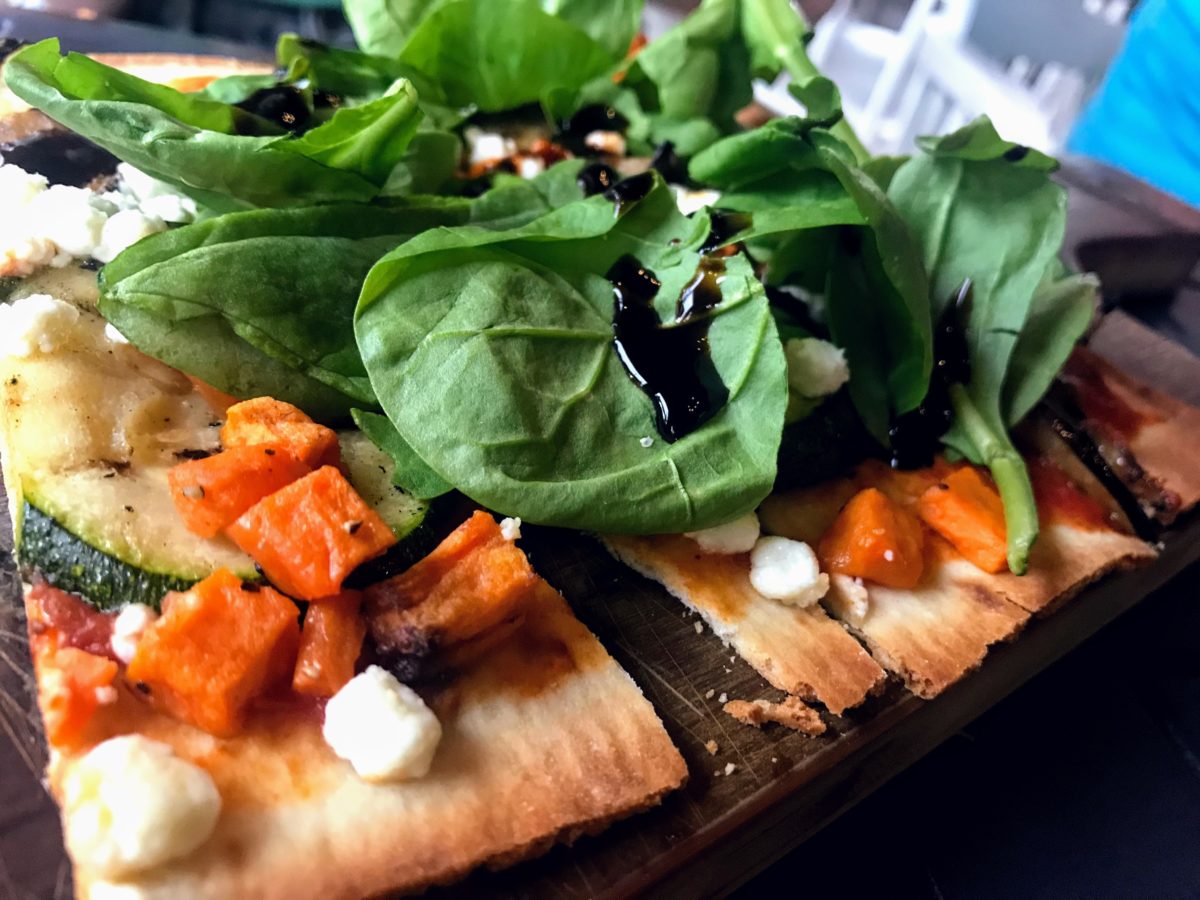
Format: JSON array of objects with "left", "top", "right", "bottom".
[
  {"left": 693, "top": 620, "right": 704, "bottom": 634},
  {"left": 723, "top": 696, "right": 827, "bottom": 736},
  {"left": 705, "top": 689, "right": 715, "bottom": 699},
  {"left": 718, "top": 692, "right": 728, "bottom": 704},
  {"left": 705, "top": 740, "right": 719, "bottom": 755},
  {"left": 724, "top": 762, "right": 737, "bottom": 776}
]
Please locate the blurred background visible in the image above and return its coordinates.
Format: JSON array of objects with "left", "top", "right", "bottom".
[{"left": 9, "top": 0, "right": 1194, "bottom": 206}]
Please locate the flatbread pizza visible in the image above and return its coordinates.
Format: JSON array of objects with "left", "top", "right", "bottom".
[{"left": 2, "top": 3, "right": 1200, "bottom": 896}]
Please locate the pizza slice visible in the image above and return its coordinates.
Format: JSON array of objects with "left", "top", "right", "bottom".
[{"left": 1, "top": 296, "right": 686, "bottom": 897}]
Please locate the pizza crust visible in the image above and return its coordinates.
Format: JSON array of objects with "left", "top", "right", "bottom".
[
  {"left": 39, "top": 580, "right": 685, "bottom": 899},
  {"left": 601, "top": 534, "right": 887, "bottom": 715}
]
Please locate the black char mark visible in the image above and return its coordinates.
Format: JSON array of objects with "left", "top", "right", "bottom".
[{"left": 609, "top": 254, "right": 731, "bottom": 443}]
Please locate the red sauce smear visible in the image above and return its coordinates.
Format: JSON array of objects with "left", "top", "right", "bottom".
[
  {"left": 30, "top": 581, "right": 116, "bottom": 659},
  {"left": 1029, "top": 457, "right": 1120, "bottom": 533},
  {"left": 1062, "top": 349, "right": 1162, "bottom": 443}
]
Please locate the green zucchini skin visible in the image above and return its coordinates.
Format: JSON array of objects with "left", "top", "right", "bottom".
[{"left": 18, "top": 501, "right": 192, "bottom": 611}]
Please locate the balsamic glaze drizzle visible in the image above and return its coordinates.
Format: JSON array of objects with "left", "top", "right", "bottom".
[
  {"left": 1003, "top": 145, "right": 1031, "bottom": 163},
  {"left": 556, "top": 104, "right": 629, "bottom": 156},
  {"left": 0, "top": 132, "right": 118, "bottom": 187},
  {"left": 577, "top": 162, "right": 618, "bottom": 197},
  {"left": 608, "top": 254, "right": 730, "bottom": 442},
  {"left": 0, "top": 39, "right": 26, "bottom": 64},
  {"left": 234, "top": 86, "right": 312, "bottom": 134},
  {"left": 888, "top": 279, "right": 972, "bottom": 469},
  {"left": 649, "top": 141, "right": 690, "bottom": 185},
  {"left": 603, "top": 171, "right": 655, "bottom": 214},
  {"left": 701, "top": 209, "right": 753, "bottom": 253}
]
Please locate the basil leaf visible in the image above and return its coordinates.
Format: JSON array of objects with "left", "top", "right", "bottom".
[
  {"left": 99, "top": 203, "right": 474, "bottom": 420},
  {"left": 888, "top": 116, "right": 1069, "bottom": 572},
  {"left": 352, "top": 410, "right": 454, "bottom": 498},
  {"left": 355, "top": 178, "right": 787, "bottom": 532},
  {"left": 4, "top": 39, "right": 422, "bottom": 211}
]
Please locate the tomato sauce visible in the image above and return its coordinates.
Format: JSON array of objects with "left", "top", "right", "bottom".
[
  {"left": 1062, "top": 349, "right": 1162, "bottom": 443},
  {"left": 29, "top": 581, "right": 116, "bottom": 659},
  {"left": 1028, "top": 457, "right": 1121, "bottom": 533}
]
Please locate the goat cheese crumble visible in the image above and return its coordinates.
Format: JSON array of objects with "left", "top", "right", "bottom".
[
  {"left": 686, "top": 511, "right": 761, "bottom": 554},
  {"left": 323, "top": 666, "right": 442, "bottom": 782},
  {"left": 785, "top": 337, "right": 850, "bottom": 398},
  {"left": 110, "top": 603, "right": 158, "bottom": 665},
  {"left": 749, "top": 536, "right": 830, "bottom": 607},
  {"left": 0, "top": 294, "right": 83, "bottom": 358},
  {"left": 62, "top": 735, "right": 221, "bottom": 877}
]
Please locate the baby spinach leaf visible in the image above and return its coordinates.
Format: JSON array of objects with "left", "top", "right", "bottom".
[
  {"left": 355, "top": 177, "right": 787, "bottom": 532},
  {"left": 352, "top": 410, "right": 454, "bottom": 498},
  {"left": 1002, "top": 271, "right": 1098, "bottom": 425},
  {"left": 389, "top": 0, "right": 616, "bottom": 112},
  {"left": 344, "top": 0, "right": 452, "bottom": 57},
  {"left": 691, "top": 121, "right": 932, "bottom": 441},
  {"left": 99, "top": 203, "right": 473, "bottom": 420},
  {"left": 888, "top": 116, "right": 1069, "bottom": 572},
  {"left": 4, "top": 39, "right": 423, "bottom": 211}
]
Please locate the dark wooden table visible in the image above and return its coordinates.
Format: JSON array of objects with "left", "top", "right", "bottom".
[{"left": 3, "top": 13, "right": 1200, "bottom": 900}]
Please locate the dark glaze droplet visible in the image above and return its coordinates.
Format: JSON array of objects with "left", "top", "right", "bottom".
[
  {"left": 234, "top": 86, "right": 311, "bottom": 134},
  {"left": 577, "top": 162, "right": 618, "bottom": 196},
  {"left": 609, "top": 254, "right": 730, "bottom": 442},
  {"left": 0, "top": 132, "right": 119, "bottom": 187},
  {"left": 649, "top": 141, "right": 690, "bottom": 185},
  {"left": 701, "top": 209, "right": 753, "bottom": 253},
  {"left": 889, "top": 279, "right": 972, "bottom": 469},
  {"left": 603, "top": 172, "right": 654, "bottom": 214},
  {"left": 556, "top": 104, "right": 629, "bottom": 155},
  {"left": 1003, "top": 145, "right": 1030, "bottom": 163}
]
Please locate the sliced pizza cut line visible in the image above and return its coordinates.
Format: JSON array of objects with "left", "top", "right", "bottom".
[{"left": 601, "top": 533, "right": 888, "bottom": 716}]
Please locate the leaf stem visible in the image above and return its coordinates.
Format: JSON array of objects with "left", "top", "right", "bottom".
[
  {"left": 948, "top": 383, "right": 1039, "bottom": 574},
  {"left": 787, "top": 12, "right": 871, "bottom": 163}
]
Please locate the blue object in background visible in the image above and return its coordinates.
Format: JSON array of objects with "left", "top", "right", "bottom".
[{"left": 1070, "top": 0, "right": 1200, "bottom": 209}]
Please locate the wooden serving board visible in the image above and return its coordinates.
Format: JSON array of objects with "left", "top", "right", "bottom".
[{"left": 1, "top": 309, "right": 1198, "bottom": 899}]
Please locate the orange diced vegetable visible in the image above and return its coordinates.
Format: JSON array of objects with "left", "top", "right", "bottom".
[
  {"left": 364, "top": 510, "right": 539, "bottom": 652},
  {"left": 168, "top": 445, "right": 311, "bottom": 538},
  {"left": 226, "top": 466, "right": 396, "bottom": 601},
  {"left": 35, "top": 642, "right": 118, "bottom": 749},
  {"left": 126, "top": 569, "right": 300, "bottom": 737},
  {"left": 221, "top": 397, "right": 341, "bottom": 469},
  {"left": 916, "top": 466, "right": 1008, "bottom": 573},
  {"left": 292, "top": 591, "right": 366, "bottom": 697},
  {"left": 818, "top": 487, "right": 926, "bottom": 589}
]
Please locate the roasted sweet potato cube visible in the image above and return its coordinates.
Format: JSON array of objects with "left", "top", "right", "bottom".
[
  {"left": 293, "top": 591, "right": 366, "bottom": 697},
  {"left": 168, "top": 444, "right": 310, "bottom": 538},
  {"left": 365, "top": 510, "right": 539, "bottom": 660},
  {"left": 917, "top": 466, "right": 1008, "bottom": 573},
  {"left": 126, "top": 569, "right": 300, "bottom": 737},
  {"left": 226, "top": 467, "right": 396, "bottom": 600},
  {"left": 818, "top": 487, "right": 926, "bottom": 589},
  {"left": 221, "top": 397, "right": 340, "bottom": 469}
]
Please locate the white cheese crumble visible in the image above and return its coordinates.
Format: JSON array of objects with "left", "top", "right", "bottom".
[
  {"left": 323, "top": 666, "right": 442, "bottom": 782},
  {"left": 0, "top": 163, "right": 175, "bottom": 275},
  {"left": 104, "top": 322, "right": 130, "bottom": 345},
  {"left": 0, "top": 293, "right": 82, "bottom": 358},
  {"left": 114, "top": 162, "right": 197, "bottom": 224},
  {"left": 639, "top": 436, "right": 654, "bottom": 448},
  {"left": 110, "top": 603, "right": 158, "bottom": 665},
  {"left": 693, "top": 620, "right": 704, "bottom": 634},
  {"left": 686, "top": 511, "right": 761, "bottom": 555},
  {"left": 62, "top": 735, "right": 221, "bottom": 877},
  {"left": 749, "top": 536, "right": 830, "bottom": 607},
  {"left": 672, "top": 186, "right": 721, "bottom": 216},
  {"left": 499, "top": 516, "right": 522, "bottom": 541},
  {"left": 517, "top": 156, "right": 545, "bottom": 180},
  {"left": 464, "top": 128, "right": 516, "bottom": 165},
  {"left": 785, "top": 337, "right": 850, "bottom": 398},
  {"left": 583, "top": 129, "right": 626, "bottom": 156},
  {"left": 724, "top": 762, "right": 737, "bottom": 776}
]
